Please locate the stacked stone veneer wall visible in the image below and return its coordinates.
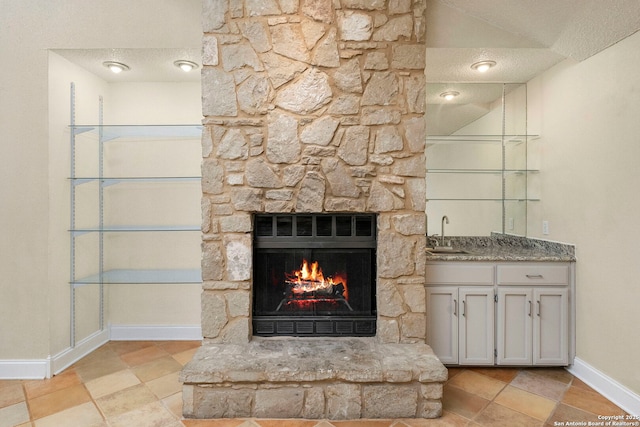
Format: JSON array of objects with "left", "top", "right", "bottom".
[{"left": 200, "top": 0, "right": 428, "bottom": 345}]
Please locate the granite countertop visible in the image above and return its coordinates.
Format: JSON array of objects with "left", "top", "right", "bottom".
[{"left": 425, "top": 234, "right": 576, "bottom": 262}]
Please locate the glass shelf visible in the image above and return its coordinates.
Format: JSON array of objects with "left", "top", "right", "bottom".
[
  {"left": 70, "top": 176, "right": 201, "bottom": 187},
  {"left": 427, "top": 169, "right": 539, "bottom": 174},
  {"left": 426, "top": 134, "right": 540, "bottom": 144},
  {"left": 70, "top": 225, "right": 200, "bottom": 234},
  {"left": 428, "top": 198, "right": 540, "bottom": 202},
  {"left": 71, "top": 268, "right": 202, "bottom": 286},
  {"left": 71, "top": 124, "right": 203, "bottom": 141}
]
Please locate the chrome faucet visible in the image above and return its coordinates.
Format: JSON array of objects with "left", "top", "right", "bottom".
[{"left": 441, "top": 215, "right": 449, "bottom": 247}]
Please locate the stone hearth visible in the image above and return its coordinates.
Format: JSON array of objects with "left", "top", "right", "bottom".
[
  {"left": 180, "top": 0, "right": 447, "bottom": 419},
  {"left": 182, "top": 338, "right": 446, "bottom": 419}
]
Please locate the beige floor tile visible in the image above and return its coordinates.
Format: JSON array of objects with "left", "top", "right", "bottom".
[
  {"left": 322, "top": 421, "right": 391, "bottom": 427},
  {"left": 0, "top": 380, "right": 25, "bottom": 408},
  {"left": 107, "top": 401, "right": 183, "bottom": 427},
  {"left": 108, "top": 341, "right": 156, "bottom": 356},
  {"left": 133, "top": 355, "right": 183, "bottom": 382},
  {"left": 181, "top": 419, "right": 247, "bottom": 427},
  {"left": 433, "top": 410, "right": 474, "bottom": 426},
  {"left": 442, "top": 384, "right": 490, "bottom": 419},
  {"left": 33, "top": 402, "right": 105, "bottom": 427},
  {"left": 510, "top": 370, "right": 569, "bottom": 401},
  {"left": 562, "top": 385, "right": 625, "bottom": 416},
  {"left": 120, "top": 344, "right": 170, "bottom": 366},
  {"left": 472, "top": 367, "right": 519, "bottom": 383},
  {"left": 74, "top": 356, "right": 128, "bottom": 383},
  {"left": 173, "top": 347, "right": 199, "bottom": 366},
  {"left": 447, "top": 370, "right": 507, "bottom": 400},
  {"left": 23, "top": 368, "right": 82, "bottom": 400},
  {"left": 546, "top": 403, "right": 607, "bottom": 424},
  {"left": 0, "top": 401, "right": 30, "bottom": 427},
  {"left": 147, "top": 371, "right": 182, "bottom": 399},
  {"left": 473, "top": 402, "right": 543, "bottom": 427},
  {"left": 158, "top": 340, "right": 201, "bottom": 355},
  {"left": 494, "top": 385, "right": 556, "bottom": 421},
  {"left": 84, "top": 369, "right": 141, "bottom": 399},
  {"left": 28, "top": 383, "right": 92, "bottom": 420},
  {"left": 162, "top": 391, "right": 183, "bottom": 417},
  {"left": 532, "top": 368, "right": 574, "bottom": 385},
  {"left": 95, "top": 383, "right": 158, "bottom": 419},
  {"left": 258, "top": 420, "right": 323, "bottom": 427},
  {"left": 445, "top": 367, "right": 464, "bottom": 381},
  {"left": 72, "top": 344, "right": 119, "bottom": 367}
]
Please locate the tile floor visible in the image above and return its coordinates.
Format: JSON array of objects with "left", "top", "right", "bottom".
[{"left": 0, "top": 341, "right": 628, "bottom": 427}]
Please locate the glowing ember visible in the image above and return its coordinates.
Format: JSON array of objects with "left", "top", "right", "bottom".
[{"left": 285, "top": 259, "right": 348, "bottom": 299}]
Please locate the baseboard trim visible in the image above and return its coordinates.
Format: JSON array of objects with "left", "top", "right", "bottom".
[
  {"left": 568, "top": 357, "right": 640, "bottom": 416},
  {"left": 0, "top": 330, "right": 110, "bottom": 379},
  {"left": 0, "top": 359, "right": 49, "bottom": 380},
  {"left": 109, "top": 324, "right": 202, "bottom": 341},
  {"left": 0, "top": 325, "right": 201, "bottom": 379},
  {"left": 50, "top": 329, "right": 110, "bottom": 376}
]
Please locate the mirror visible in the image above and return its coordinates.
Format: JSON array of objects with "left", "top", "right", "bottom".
[{"left": 426, "top": 83, "right": 539, "bottom": 237}]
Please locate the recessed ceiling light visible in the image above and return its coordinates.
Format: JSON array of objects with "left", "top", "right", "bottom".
[
  {"left": 471, "top": 60, "right": 496, "bottom": 73},
  {"left": 439, "top": 91, "right": 460, "bottom": 101},
  {"left": 174, "top": 60, "right": 199, "bottom": 72},
  {"left": 102, "top": 61, "right": 130, "bottom": 74}
]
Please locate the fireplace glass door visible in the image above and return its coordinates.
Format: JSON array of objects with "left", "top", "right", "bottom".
[{"left": 253, "top": 214, "right": 376, "bottom": 336}]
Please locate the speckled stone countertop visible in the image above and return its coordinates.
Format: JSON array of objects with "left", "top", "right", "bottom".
[{"left": 425, "top": 234, "right": 576, "bottom": 262}]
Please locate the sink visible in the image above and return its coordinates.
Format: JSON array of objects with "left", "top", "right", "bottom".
[{"left": 427, "top": 247, "right": 470, "bottom": 255}]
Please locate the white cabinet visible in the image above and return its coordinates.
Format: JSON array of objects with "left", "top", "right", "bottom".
[
  {"left": 426, "top": 261, "right": 574, "bottom": 366},
  {"left": 426, "top": 286, "right": 495, "bottom": 365},
  {"left": 459, "top": 287, "right": 495, "bottom": 365},
  {"left": 426, "top": 263, "right": 495, "bottom": 365},
  {"left": 426, "top": 287, "right": 458, "bottom": 364},
  {"left": 496, "top": 287, "right": 533, "bottom": 365},
  {"left": 533, "top": 288, "right": 569, "bottom": 365},
  {"left": 496, "top": 287, "right": 568, "bottom": 365}
]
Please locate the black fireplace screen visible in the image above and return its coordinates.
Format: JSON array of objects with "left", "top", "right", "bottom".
[{"left": 253, "top": 214, "right": 377, "bottom": 336}]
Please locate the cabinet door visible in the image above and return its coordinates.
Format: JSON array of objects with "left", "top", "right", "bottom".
[
  {"left": 426, "top": 287, "right": 458, "bottom": 364},
  {"left": 534, "top": 288, "right": 569, "bottom": 365},
  {"left": 459, "top": 287, "right": 495, "bottom": 365},
  {"left": 496, "top": 288, "right": 533, "bottom": 365}
]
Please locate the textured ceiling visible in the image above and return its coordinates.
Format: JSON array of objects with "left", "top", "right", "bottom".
[
  {"left": 425, "top": 0, "right": 640, "bottom": 134},
  {"left": 52, "top": 48, "right": 202, "bottom": 83},
  {"left": 434, "top": 0, "right": 640, "bottom": 60},
  {"left": 53, "top": 1, "right": 639, "bottom": 132}
]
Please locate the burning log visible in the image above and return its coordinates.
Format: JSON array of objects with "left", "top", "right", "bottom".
[
  {"left": 285, "top": 279, "right": 345, "bottom": 296},
  {"left": 275, "top": 259, "right": 353, "bottom": 312}
]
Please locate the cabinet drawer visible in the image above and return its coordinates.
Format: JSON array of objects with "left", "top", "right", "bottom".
[
  {"left": 426, "top": 263, "right": 494, "bottom": 285},
  {"left": 497, "top": 264, "right": 569, "bottom": 285}
]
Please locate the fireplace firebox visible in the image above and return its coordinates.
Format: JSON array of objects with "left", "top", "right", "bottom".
[{"left": 253, "top": 214, "right": 377, "bottom": 337}]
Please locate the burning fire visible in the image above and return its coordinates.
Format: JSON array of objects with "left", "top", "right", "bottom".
[{"left": 285, "top": 259, "right": 348, "bottom": 299}]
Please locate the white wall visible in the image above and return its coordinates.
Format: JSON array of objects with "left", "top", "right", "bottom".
[
  {"left": 0, "top": 0, "right": 201, "bottom": 361},
  {"left": 528, "top": 32, "right": 640, "bottom": 395}
]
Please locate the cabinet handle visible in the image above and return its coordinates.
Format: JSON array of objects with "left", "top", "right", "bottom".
[
  {"left": 462, "top": 300, "right": 466, "bottom": 317},
  {"left": 537, "top": 300, "right": 541, "bottom": 317},
  {"left": 528, "top": 300, "right": 532, "bottom": 317},
  {"left": 453, "top": 299, "right": 457, "bottom": 316},
  {"left": 526, "top": 274, "right": 544, "bottom": 279}
]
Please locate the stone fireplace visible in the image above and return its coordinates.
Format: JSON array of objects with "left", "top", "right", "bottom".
[{"left": 180, "top": 0, "right": 447, "bottom": 419}]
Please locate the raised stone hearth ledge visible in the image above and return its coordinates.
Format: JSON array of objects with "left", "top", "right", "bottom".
[{"left": 180, "top": 337, "right": 447, "bottom": 419}]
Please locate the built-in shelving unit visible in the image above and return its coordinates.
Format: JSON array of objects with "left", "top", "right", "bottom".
[{"left": 68, "top": 85, "right": 202, "bottom": 345}]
